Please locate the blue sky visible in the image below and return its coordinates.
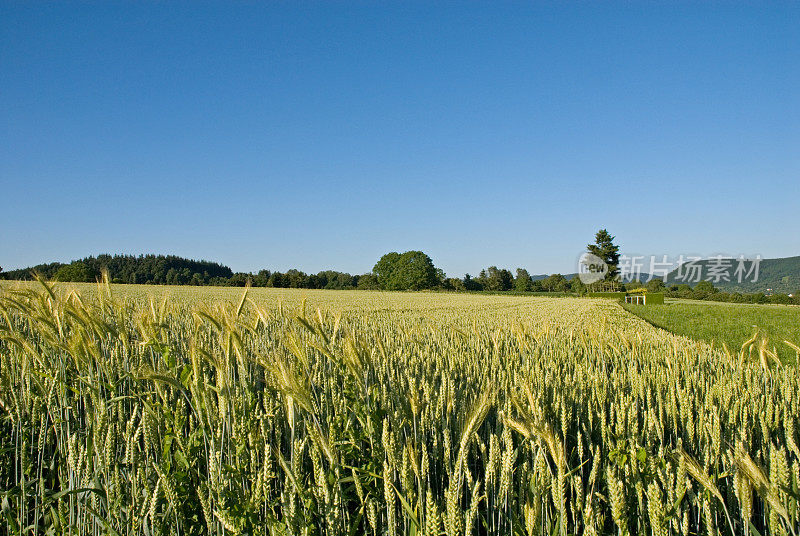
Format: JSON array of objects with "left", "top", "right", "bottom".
[{"left": 2, "top": 2, "right": 798, "bottom": 276}]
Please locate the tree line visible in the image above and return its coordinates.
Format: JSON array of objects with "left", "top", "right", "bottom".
[
  {"left": 0, "top": 252, "right": 587, "bottom": 293},
  {"left": 0, "top": 255, "right": 372, "bottom": 290},
  {"left": 663, "top": 280, "right": 800, "bottom": 305},
  {"left": 6, "top": 240, "right": 794, "bottom": 300},
  {"left": 1, "top": 255, "right": 234, "bottom": 286},
  {"left": 0, "top": 251, "right": 653, "bottom": 294},
  {"left": 1, "top": 231, "right": 620, "bottom": 292}
]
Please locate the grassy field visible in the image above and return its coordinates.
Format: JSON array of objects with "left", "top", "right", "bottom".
[
  {"left": 1, "top": 281, "right": 798, "bottom": 535},
  {"left": 623, "top": 298, "right": 800, "bottom": 364}
]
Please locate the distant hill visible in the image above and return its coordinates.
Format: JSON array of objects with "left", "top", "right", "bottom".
[
  {"left": 2, "top": 254, "right": 234, "bottom": 285},
  {"left": 665, "top": 255, "right": 800, "bottom": 294}
]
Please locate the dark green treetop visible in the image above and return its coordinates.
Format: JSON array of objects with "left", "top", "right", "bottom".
[
  {"left": 373, "top": 251, "right": 438, "bottom": 290},
  {"left": 587, "top": 229, "right": 620, "bottom": 281}
]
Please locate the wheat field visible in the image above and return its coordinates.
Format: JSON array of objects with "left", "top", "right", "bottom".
[{"left": 0, "top": 280, "right": 797, "bottom": 535}]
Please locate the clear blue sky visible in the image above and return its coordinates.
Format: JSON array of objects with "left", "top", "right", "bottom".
[{"left": 2, "top": 2, "right": 798, "bottom": 276}]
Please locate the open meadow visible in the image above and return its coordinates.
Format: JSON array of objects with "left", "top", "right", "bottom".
[
  {"left": 1, "top": 281, "right": 798, "bottom": 535},
  {"left": 623, "top": 300, "right": 800, "bottom": 365}
]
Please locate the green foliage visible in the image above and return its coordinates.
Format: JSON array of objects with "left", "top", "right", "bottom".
[
  {"left": 462, "top": 273, "right": 482, "bottom": 291},
  {"left": 623, "top": 278, "right": 644, "bottom": 291},
  {"left": 646, "top": 278, "right": 665, "bottom": 292},
  {"left": 1, "top": 254, "right": 364, "bottom": 290},
  {"left": 373, "top": 251, "right": 402, "bottom": 289},
  {"left": 587, "top": 229, "right": 620, "bottom": 281},
  {"left": 373, "top": 251, "right": 438, "bottom": 290},
  {"left": 356, "top": 273, "right": 380, "bottom": 290},
  {"left": 514, "top": 268, "right": 533, "bottom": 292},
  {"left": 694, "top": 280, "right": 717, "bottom": 293},
  {"left": 541, "top": 273, "right": 568, "bottom": 292},
  {"left": 4, "top": 254, "right": 233, "bottom": 285},
  {"left": 569, "top": 275, "right": 586, "bottom": 294},
  {"left": 476, "top": 266, "right": 513, "bottom": 291},
  {"left": 54, "top": 261, "right": 96, "bottom": 282},
  {"left": 445, "top": 277, "right": 465, "bottom": 291}
]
